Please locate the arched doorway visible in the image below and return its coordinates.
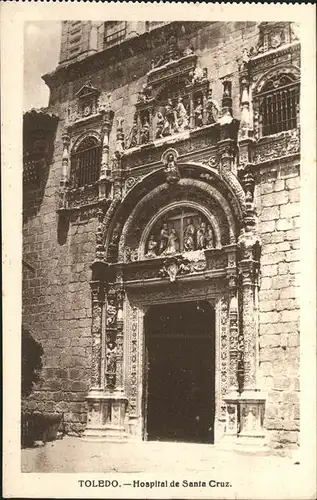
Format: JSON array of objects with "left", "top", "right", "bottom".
[{"left": 143, "top": 300, "right": 215, "bottom": 443}]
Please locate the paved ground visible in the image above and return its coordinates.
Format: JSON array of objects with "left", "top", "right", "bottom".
[{"left": 20, "top": 438, "right": 314, "bottom": 499}]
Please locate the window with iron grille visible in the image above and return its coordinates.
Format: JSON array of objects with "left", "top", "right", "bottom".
[
  {"left": 258, "top": 74, "right": 300, "bottom": 137},
  {"left": 70, "top": 137, "right": 101, "bottom": 188},
  {"left": 104, "top": 21, "right": 127, "bottom": 47}
]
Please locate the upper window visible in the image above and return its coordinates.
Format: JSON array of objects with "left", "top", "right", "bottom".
[
  {"left": 70, "top": 136, "right": 101, "bottom": 188},
  {"left": 258, "top": 73, "right": 300, "bottom": 136},
  {"left": 104, "top": 22, "right": 127, "bottom": 47}
]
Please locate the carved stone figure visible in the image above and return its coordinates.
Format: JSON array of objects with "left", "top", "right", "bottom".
[
  {"left": 146, "top": 234, "right": 158, "bottom": 258},
  {"left": 176, "top": 97, "right": 189, "bottom": 131},
  {"left": 106, "top": 297, "right": 117, "bottom": 327},
  {"left": 159, "top": 222, "right": 169, "bottom": 254},
  {"left": 164, "top": 153, "right": 180, "bottom": 183},
  {"left": 165, "top": 228, "right": 179, "bottom": 255},
  {"left": 106, "top": 341, "right": 117, "bottom": 387},
  {"left": 127, "top": 116, "right": 139, "bottom": 148},
  {"left": 137, "top": 83, "right": 152, "bottom": 103},
  {"left": 192, "top": 66, "right": 208, "bottom": 84},
  {"left": 183, "top": 218, "right": 196, "bottom": 251},
  {"left": 163, "top": 99, "right": 176, "bottom": 136},
  {"left": 205, "top": 91, "right": 218, "bottom": 124},
  {"left": 196, "top": 221, "right": 207, "bottom": 249},
  {"left": 194, "top": 98, "right": 204, "bottom": 127},
  {"left": 155, "top": 111, "right": 165, "bottom": 139},
  {"left": 206, "top": 225, "right": 214, "bottom": 249},
  {"left": 140, "top": 119, "right": 150, "bottom": 144}
]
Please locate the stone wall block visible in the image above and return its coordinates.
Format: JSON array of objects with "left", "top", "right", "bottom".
[
  {"left": 280, "top": 203, "right": 300, "bottom": 219},
  {"left": 261, "top": 264, "right": 278, "bottom": 278},
  {"left": 279, "top": 309, "right": 300, "bottom": 323},
  {"left": 262, "top": 252, "right": 285, "bottom": 266},
  {"left": 259, "top": 206, "right": 280, "bottom": 221},
  {"left": 285, "top": 177, "right": 300, "bottom": 190},
  {"left": 276, "top": 218, "right": 293, "bottom": 231},
  {"left": 262, "top": 191, "right": 289, "bottom": 207},
  {"left": 274, "top": 179, "right": 285, "bottom": 192},
  {"left": 259, "top": 300, "right": 277, "bottom": 312},
  {"left": 259, "top": 220, "right": 276, "bottom": 233},
  {"left": 260, "top": 311, "right": 280, "bottom": 324}
]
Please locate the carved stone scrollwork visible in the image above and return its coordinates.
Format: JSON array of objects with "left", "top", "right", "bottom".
[
  {"left": 220, "top": 297, "right": 230, "bottom": 418},
  {"left": 238, "top": 221, "right": 261, "bottom": 393},
  {"left": 128, "top": 305, "right": 139, "bottom": 416},
  {"left": 90, "top": 281, "right": 105, "bottom": 388}
]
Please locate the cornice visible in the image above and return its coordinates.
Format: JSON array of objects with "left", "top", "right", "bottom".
[{"left": 249, "top": 41, "right": 300, "bottom": 67}]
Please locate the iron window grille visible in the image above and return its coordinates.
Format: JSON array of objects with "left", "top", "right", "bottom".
[
  {"left": 70, "top": 137, "right": 101, "bottom": 188},
  {"left": 104, "top": 21, "right": 127, "bottom": 47},
  {"left": 257, "top": 74, "right": 300, "bottom": 137}
]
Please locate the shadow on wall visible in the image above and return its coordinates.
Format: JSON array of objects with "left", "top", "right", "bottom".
[
  {"left": 23, "top": 126, "right": 57, "bottom": 224},
  {"left": 57, "top": 213, "right": 70, "bottom": 246}
]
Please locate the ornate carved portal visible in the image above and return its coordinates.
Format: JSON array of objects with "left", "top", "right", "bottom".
[{"left": 81, "top": 31, "right": 277, "bottom": 445}]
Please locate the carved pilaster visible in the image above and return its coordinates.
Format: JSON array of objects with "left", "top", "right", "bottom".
[
  {"left": 90, "top": 280, "right": 105, "bottom": 389},
  {"left": 115, "top": 287, "right": 125, "bottom": 391},
  {"left": 99, "top": 107, "right": 114, "bottom": 201},
  {"left": 239, "top": 259, "right": 257, "bottom": 390},
  {"left": 228, "top": 276, "right": 239, "bottom": 393},
  {"left": 61, "top": 130, "right": 70, "bottom": 187}
]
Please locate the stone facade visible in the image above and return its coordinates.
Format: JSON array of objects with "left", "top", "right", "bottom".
[{"left": 23, "top": 21, "right": 300, "bottom": 451}]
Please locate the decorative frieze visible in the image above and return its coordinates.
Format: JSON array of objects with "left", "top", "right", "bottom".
[{"left": 253, "top": 128, "right": 300, "bottom": 164}]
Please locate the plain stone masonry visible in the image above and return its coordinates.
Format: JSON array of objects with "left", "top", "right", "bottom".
[{"left": 257, "top": 165, "right": 300, "bottom": 451}]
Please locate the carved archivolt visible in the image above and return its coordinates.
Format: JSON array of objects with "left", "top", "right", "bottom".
[
  {"left": 71, "top": 129, "right": 102, "bottom": 152},
  {"left": 116, "top": 178, "right": 237, "bottom": 262},
  {"left": 252, "top": 64, "right": 300, "bottom": 95}
]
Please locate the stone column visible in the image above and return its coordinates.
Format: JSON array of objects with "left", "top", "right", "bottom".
[
  {"left": 89, "top": 280, "right": 105, "bottom": 390},
  {"left": 236, "top": 205, "right": 266, "bottom": 444}
]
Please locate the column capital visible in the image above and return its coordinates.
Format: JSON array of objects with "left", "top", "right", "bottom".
[{"left": 90, "top": 280, "right": 105, "bottom": 303}]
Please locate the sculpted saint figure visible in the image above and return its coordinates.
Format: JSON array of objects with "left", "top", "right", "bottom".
[
  {"left": 140, "top": 119, "right": 150, "bottom": 144},
  {"left": 106, "top": 342, "right": 117, "bottom": 374},
  {"left": 205, "top": 91, "right": 218, "bottom": 124},
  {"left": 146, "top": 234, "right": 158, "bottom": 258},
  {"left": 164, "top": 153, "right": 180, "bottom": 183},
  {"left": 194, "top": 98, "right": 204, "bottom": 127},
  {"left": 196, "top": 221, "right": 207, "bottom": 250},
  {"left": 159, "top": 222, "right": 169, "bottom": 254},
  {"left": 176, "top": 97, "right": 189, "bottom": 131},
  {"left": 165, "top": 228, "right": 179, "bottom": 255},
  {"left": 163, "top": 99, "right": 176, "bottom": 136},
  {"left": 184, "top": 218, "right": 196, "bottom": 251},
  {"left": 155, "top": 111, "right": 165, "bottom": 139},
  {"left": 206, "top": 225, "right": 214, "bottom": 249},
  {"left": 127, "top": 116, "right": 139, "bottom": 148}
]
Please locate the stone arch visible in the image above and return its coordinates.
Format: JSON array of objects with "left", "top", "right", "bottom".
[
  {"left": 113, "top": 179, "right": 238, "bottom": 262},
  {"left": 252, "top": 64, "right": 300, "bottom": 95},
  {"left": 71, "top": 129, "right": 102, "bottom": 152},
  {"left": 104, "top": 162, "right": 246, "bottom": 263}
]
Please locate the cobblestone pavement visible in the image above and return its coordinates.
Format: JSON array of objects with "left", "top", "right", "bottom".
[{"left": 20, "top": 437, "right": 314, "bottom": 499}]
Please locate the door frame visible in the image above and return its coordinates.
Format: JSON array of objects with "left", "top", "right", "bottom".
[
  {"left": 124, "top": 280, "right": 229, "bottom": 443},
  {"left": 143, "top": 300, "right": 216, "bottom": 443}
]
